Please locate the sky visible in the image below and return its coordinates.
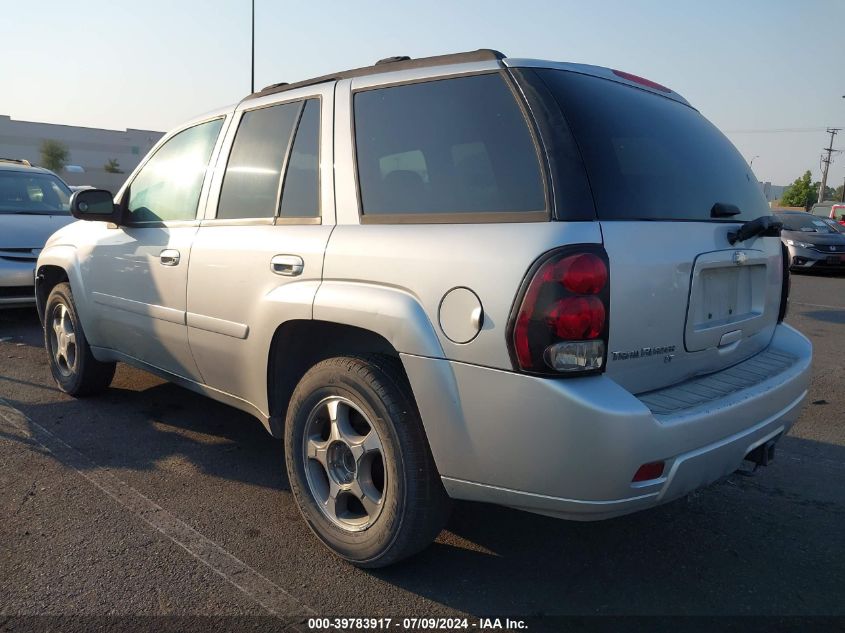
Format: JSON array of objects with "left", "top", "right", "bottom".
[{"left": 2, "top": 0, "right": 844, "bottom": 188}]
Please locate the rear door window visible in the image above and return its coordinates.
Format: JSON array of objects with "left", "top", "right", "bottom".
[
  {"left": 279, "top": 99, "right": 320, "bottom": 219},
  {"left": 536, "top": 69, "right": 770, "bottom": 222},
  {"left": 217, "top": 102, "right": 300, "bottom": 220},
  {"left": 353, "top": 73, "right": 546, "bottom": 219}
]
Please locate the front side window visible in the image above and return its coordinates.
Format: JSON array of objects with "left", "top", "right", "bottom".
[
  {"left": 0, "top": 172, "right": 71, "bottom": 214},
  {"left": 354, "top": 73, "right": 545, "bottom": 217},
  {"left": 127, "top": 118, "right": 223, "bottom": 223}
]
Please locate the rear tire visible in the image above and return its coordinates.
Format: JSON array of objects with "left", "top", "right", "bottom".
[
  {"left": 285, "top": 354, "right": 450, "bottom": 567},
  {"left": 44, "top": 282, "right": 115, "bottom": 396}
]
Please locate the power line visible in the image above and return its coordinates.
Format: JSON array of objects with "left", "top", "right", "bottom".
[{"left": 724, "top": 126, "right": 841, "bottom": 134}]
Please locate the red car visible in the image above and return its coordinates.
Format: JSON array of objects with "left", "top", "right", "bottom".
[{"left": 811, "top": 202, "right": 845, "bottom": 225}]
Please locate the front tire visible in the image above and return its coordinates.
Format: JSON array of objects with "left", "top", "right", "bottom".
[
  {"left": 44, "top": 282, "right": 115, "bottom": 396},
  {"left": 285, "top": 355, "right": 449, "bottom": 567}
]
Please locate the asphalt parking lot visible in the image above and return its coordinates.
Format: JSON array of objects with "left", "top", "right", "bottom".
[{"left": 1, "top": 273, "right": 843, "bottom": 630}]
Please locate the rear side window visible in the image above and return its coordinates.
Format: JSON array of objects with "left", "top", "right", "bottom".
[
  {"left": 217, "top": 102, "right": 300, "bottom": 220},
  {"left": 537, "top": 70, "right": 770, "bottom": 222},
  {"left": 279, "top": 99, "right": 320, "bottom": 219},
  {"left": 354, "top": 73, "right": 545, "bottom": 218}
]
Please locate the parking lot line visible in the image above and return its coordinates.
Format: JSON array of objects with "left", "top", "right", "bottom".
[
  {"left": 792, "top": 301, "right": 845, "bottom": 310},
  {"left": 0, "top": 397, "right": 314, "bottom": 625}
]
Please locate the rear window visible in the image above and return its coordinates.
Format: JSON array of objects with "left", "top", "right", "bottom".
[
  {"left": 353, "top": 73, "right": 546, "bottom": 219},
  {"left": 536, "top": 69, "right": 770, "bottom": 222}
]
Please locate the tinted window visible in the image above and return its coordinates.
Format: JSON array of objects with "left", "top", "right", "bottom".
[
  {"left": 777, "top": 214, "right": 838, "bottom": 233},
  {"left": 0, "top": 172, "right": 71, "bottom": 214},
  {"left": 217, "top": 102, "right": 300, "bottom": 220},
  {"left": 354, "top": 73, "right": 545, "bottom": 216},
  {"left": 537, "top": 70, "right": 770, "bottom": 222},
  {"left": 280, "top": 99, "right": 320, "bottom": 218},
  {"left": 127, "top": 118, "right": 223, "bottom": 223}
]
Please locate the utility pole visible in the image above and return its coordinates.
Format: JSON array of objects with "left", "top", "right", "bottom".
[
  {"left": 250, "top": 0, "right": 255, "bottom": 94},
  {"left": 818, "top": 127, "right": 841, "bottom": 203}
]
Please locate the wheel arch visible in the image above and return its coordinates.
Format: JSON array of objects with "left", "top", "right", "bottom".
[
  {"left": 35, "top": 246, "right": 81, "bottom": 324},
  {"left": 267, "top": 319, "right": 406, "bottom": 437}
]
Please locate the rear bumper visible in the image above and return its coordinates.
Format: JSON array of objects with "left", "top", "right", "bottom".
[{"left": 403, "top": 323, "right": 811, "bottom": 520}]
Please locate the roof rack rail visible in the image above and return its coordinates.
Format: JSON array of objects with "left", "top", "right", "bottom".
[
  {"left": 245, "top": 49, "right": 506, "bottom": 101},
  {"left": 375, "top": 55, "right": 411, "bottom": 65},
  {"left": 0, "top": 158, "right": 31, "bottom": 167}
]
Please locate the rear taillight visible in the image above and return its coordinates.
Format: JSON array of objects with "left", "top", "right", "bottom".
[
  {"left": 778, "top": 242, "right": 790, "bottom": 323},
  {"left": 508, "top": 246, "right": 610, "bottom": 375}
]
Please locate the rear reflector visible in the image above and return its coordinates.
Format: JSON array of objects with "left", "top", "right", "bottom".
[
  {"left": 612, "top": 69, "right": 672, "bottom": 93},
  {"left": 632, "top": 461, "right": 665, "bottom": 482}
]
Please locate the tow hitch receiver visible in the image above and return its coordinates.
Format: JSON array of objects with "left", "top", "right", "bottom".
[{"left": 746, "top": 439, "right": 777, "bottom": 467}]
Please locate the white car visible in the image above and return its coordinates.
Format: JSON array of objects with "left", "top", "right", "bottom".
[{"left": 0, "top": 160, "right": 75, "bottom": 307}]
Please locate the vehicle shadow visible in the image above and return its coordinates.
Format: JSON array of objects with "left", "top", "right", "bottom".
[
  {"left": 0, "top": 307, "right": 43, "bottom": 347},
  {"left": 2, "top": 369, "right": 842, "bottom": 618},
  {"left": 801, "top": 309, "right": 845, "bottom": 324},
  {"left": 4, "top": 380, "right": 287, "bottom": 494}
]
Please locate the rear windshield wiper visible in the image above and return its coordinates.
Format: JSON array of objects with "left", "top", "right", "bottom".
[
  {"left": 711, "top": 202, "right": 742, "bottom": 218},
  {"left": 728, "top": 215, "right": 783, "bottom": 245}
]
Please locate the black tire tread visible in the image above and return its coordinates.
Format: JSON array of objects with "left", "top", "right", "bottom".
[
  {"left": 286, "top": 353, "right": 450, "bottom": 568},
  {"left": 45, "top": 283, "right": 115, "bottom": 397}
]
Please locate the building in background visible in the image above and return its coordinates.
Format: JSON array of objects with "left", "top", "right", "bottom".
[
  {"left": 0, "top": 115, "right": 163, "bottom": 191},
  {"left": 759, "top": 181, "right": 787, "bottom": 203}
]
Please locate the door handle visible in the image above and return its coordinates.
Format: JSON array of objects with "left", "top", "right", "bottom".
[
  {"left": 270, "top": 254, "right": 304, "bottom": 276},
  {"left": 160, "top": 249, "right": 180, "bottom": 266}
]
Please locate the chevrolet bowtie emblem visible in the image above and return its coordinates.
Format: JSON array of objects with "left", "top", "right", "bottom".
[{"left": 733, "top": 251, "right": 748, "bottom": 265}]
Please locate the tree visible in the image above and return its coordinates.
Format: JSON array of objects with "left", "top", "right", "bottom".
[
  {"left": 835, "top": 184, "right": 844, "bottom": 203},
  {"left": 813, "top": 181, "right": 837, "bottom": 202},
  {"left": 39, "top": 139, "right": 69, "bottom": 172},
  {"left": 104, "top": 158, "right": 123, "bottom": 174},
  {"left": 780, "top": 171, "right": 817, "bottom": 209}
]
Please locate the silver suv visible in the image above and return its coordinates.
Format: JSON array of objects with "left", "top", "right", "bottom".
[{"left": 36, "top": 50, "right": 812, "bottom": 567}]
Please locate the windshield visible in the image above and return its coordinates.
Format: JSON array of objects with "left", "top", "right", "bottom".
[
  {"left": 0, "top": 171, "right": 72, "bottom": 214},
  {"left": 776, "top": 214, "right": 839, "bottom": 233},
  {"left": 536, "top": 69, "right": 771, "bottom": 222}
]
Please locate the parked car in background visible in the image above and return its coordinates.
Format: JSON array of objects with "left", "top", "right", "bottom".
[
  {"left": 810, "top": 201, "right": 845, "bottom": 225},
  {"left": 36, "top": 50, "right": 811, "bottom": 567},
  {"left": 1, "top": 159, "right": 75, "bottom": 307},
  {"left": 776, "top": 211, "right": 845, "bottom": 271}
]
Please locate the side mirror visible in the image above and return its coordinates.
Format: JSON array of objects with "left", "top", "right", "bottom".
[{"left": 70, "top": 189, "right": 120, "bottom": 223}]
